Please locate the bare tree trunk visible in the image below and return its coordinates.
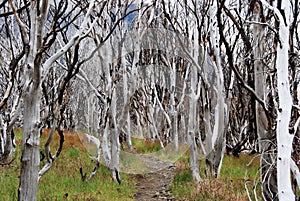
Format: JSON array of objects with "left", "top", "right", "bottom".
[
  {"left": 253, "top": 3, "right": 278, "bottom": 200},
  {"left": 19, "top": 87, "right": 41, "bottom": 201},
  {"left": 16, "top": 0, "right": 101, "bottom": 198},
  {"left": 111, "top": 89, "right": 121, "bottom": 182},
  {"left": 0, "top": 115, "right": 14, "bottom": 162},
  {"left": 188, "top": 64, "right": 201, "bottom": 181},
  {"left": 18, "top": 1, "right": 49, "bottom": 200},
  {"left": 121, "top": 37, "right": 132, "bottom": 150},
  {"left": 170, "top": 53, "right": 178, "bottom": 151},
  {"left": 261, "top": 1, "right": 295, "bottom": 200},
  {"left": 273, "top": 2, "right": 295, "bottom": 200},
  {"left": 100, "top": 38, "right": 113, "bottom": 167},
  {"left": 205, "top": 1, "right": 226, "bottom": 178}
]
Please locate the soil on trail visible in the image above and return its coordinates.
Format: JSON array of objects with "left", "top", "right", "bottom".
[{"left": 134, "top": 164, "right": 176, "bottom": 201}]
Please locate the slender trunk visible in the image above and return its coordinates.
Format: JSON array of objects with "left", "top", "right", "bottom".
[
  {"left": 171, "top": 60, "right": 178, "bottom": 151},
  {"left": 275, "top": 3, "right": 294, "bottom": 200},
  {"left": 205, "top": 1, "right": 226, "bottom": 178},
  {"left": 0, "top": 114, "right": 16, "bottom": 162},
  {"left": 101, "top": 42, "right": 112, "bottom": 167},
  {"left": 253, "top": 3, "right": 277, "bottom": 199},
  {"left": 260, "top": 1, "right": 295, "bottom": 199},
  {"left": 103, "top": 120, "right": 111, "bottom": 166},
  {"left": 210, "top": 59, "right": 226, "bottom": 178},
  {"left": 18, "top": 1, "right": 48, "bottom": 200},
  {"left": 188, "top": 65, "right": 201, "bottom": 181},
  {"left": 18, "top": 87, "right": 41, "bottom": 201},
  {"left": 111, "top": 90, "right": 120, "bottom": 181}
]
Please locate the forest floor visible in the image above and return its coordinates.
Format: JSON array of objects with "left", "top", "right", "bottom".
[
  {"left": 134, "top": 164, "right": 175, "bottom": 201},
  {"left": 1, "top": 129, "right": 266, "bottom": 201}
]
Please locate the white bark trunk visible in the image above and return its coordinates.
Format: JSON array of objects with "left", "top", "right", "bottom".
[
  {"left": 0, "top": 116, "right": 5, "bottom": 155},
  {"left": 275, "top": 3, "right": 294, "bottom": 201},
  {"left": 188, "top": 64, "right": 201, "bottom": 181},
  {"left": 18, "top": 1, "right": 49, "bottom": 200},
  {"left": 103, "top": 120, "right": 111, "bottom": 166},
  {"left": 0, "top": 115, "right": 15, "bottom": 161},
  {"left": 19, "top": 88, "right": 41, "bottom": 201},
  {"left": 111, "top": 89, "right": 120, "bottom": 181},
  {"left": 121, "top": 46, "right": 132, "bottom": 149},
  {"left": 276, "top": 14, "right": 295, "bottom": 201},
  {"left": 260, "top": 0, "right": 295, "bottom": 200},
  {"left": 171, "top": 58, "right": 178, "bottom": 151},
  {"left": 253, "top": 3, "right": 278, "bottom": 199},
  {"left": 290, "top": 158, "right": 300, "bottom": 191},
  {"left": 205, "top": 1, "right": 226, "bottom": 178},
  {"left": 101, "top": 42, "right": 113, "bottom": 167}
]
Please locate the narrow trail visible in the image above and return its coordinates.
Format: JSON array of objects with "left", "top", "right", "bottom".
[{"left": 134, "top": 164, "right": 176, "bottom": 201}]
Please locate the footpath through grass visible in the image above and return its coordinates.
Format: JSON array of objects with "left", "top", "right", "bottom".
[{"left": 1, "top": 129, "right": 262, "bottom": 200}]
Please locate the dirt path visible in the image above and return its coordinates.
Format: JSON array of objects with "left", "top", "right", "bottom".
[{"left": 134, "top": 164, "right": 176, "bottom": 201}]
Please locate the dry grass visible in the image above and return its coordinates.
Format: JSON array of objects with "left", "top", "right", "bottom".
[
  {"left": 171, "top": 153, "right": 261, "bottom": 201},
  {"left": 0, "top": 128, "right": 136, "bottom": 201}
]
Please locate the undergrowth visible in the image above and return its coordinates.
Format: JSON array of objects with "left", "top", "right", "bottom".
[
  {"left": 131, "top": 138, "right": 162, "bottom": 153},
  {"left": 170, "top": 153, "right": 262, "bottom": 201},
  {"left": 0, "top": 129, "right": 272, "bottom": 201},
  {"left": 0, "top": 129, "right": 136, "bottom": 201}
]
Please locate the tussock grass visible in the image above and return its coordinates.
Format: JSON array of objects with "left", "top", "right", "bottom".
[
  {"left": 131, "top": 138, "right": 162, "bottom": 153},
  {"left": 170, "top": 153, "right": 261, "bottom": 201},
  {"left": 0, "top": 130, "right": 269, "bottom": 201},
  {"left": 0, "top": 129, "right": 136, "bottom": 201},
  {"left": 118, "top": 138, "right": 263, "bottom": 200}
]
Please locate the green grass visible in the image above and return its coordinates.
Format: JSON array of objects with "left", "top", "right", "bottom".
[
  {"left": 38, "top": 148, "right": 136, "bottom": 201},
  {"left": 170, "top": 153, "right": 262, "bottom": 201},
  {"left": 131, "top": 138, "right": 162, "bottom": 153},
  {"left": 0, "top": 129, "right": 136, "bottom": 201},
  {"left": 0, "top": 130, "right": 273, "bottom": 200}
]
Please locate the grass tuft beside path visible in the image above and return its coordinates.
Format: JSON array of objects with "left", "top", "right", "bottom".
[
  {"left": 170, "top": 153, "right": 261, "bottom": 201},
  {"left": 0, "top": 129, "right": 136, "bottom": 201}
]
